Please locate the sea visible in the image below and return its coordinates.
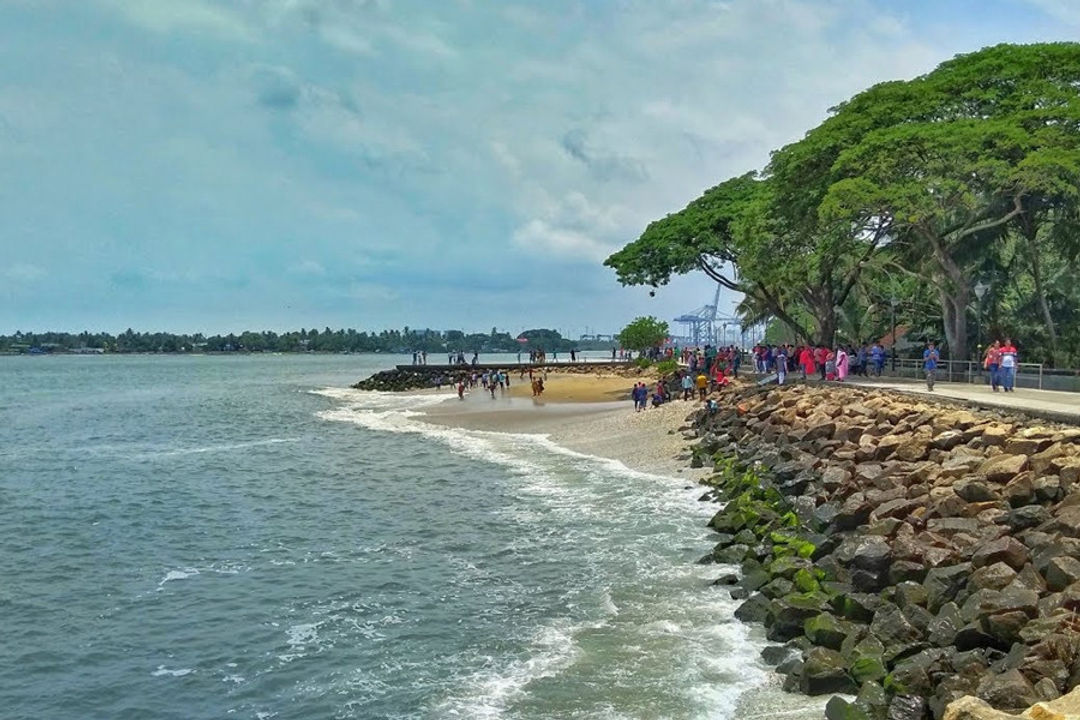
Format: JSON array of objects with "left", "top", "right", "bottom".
[{"left": 0, "top": 353, "right": 824, "bottom": 720}]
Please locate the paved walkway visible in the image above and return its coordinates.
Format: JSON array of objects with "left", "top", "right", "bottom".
[{"left": 850, "top": 378, "right": 1080, "bottom": 424}]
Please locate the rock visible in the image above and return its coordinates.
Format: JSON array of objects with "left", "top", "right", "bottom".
[
  {"left": 954, "top": 623, "right": 1008, "bottom": 651},
  {"left": 981, "top": 426, "right": 1011, "bottom": 448},
  {"left": 835, "top": 535, "right": 893, "bottom": 575},
  {"left": 826, "top": 696, "right": 871, "bottom": 720},
  {"left": 941, "top": 695, "right": 1021, "bottom": 720},
  {"left": 800, "top": 647, "right": 858, "bottom": 695},
  {"left": 734, "top": 593, "right": 770, "bottom": 623},
  {"left": 1032, "top": 476, "right": 1064, "bottom": 504},
  {"left": 1004, "top": 474, "right": 1037, "bottom": 508},
  {"left": 886, "top": 694, "right": 929, "bottom": 720},
  {"left": 713, "top": 544, "right": 752, "bottom": 564},
  {"left": 928, "top": 602, "right": 963, "bottom": 647},
  {"left": 933, "top": 430, "right": 966, "bottom": 451},
  {"left": 976, "top": 668, "right": 1038, "bottom": 711},
  {"left": 837, "top": 592, "right": 882, "bottom": 623},
  {"left": 960, "top": 587, "right": 1039, "bottom": 624},
  {"left": 957, "top": 480, "right": 1000, "bottom": 503},
  {"left": 925, "top": 563, "right": 974, "bottom": 612},
  {"left": 1006, "top": 506, "right": 1050, "bottom": 532},
  {"left": 804, "top": 612, "right": 850, "bottom": 651},
  {"left": 896, "top": 440, "right": 929, "bottom": 463},
  {"left": 767, "top": 592, "right": 830, "bottom": 642},
  {"left": 894, "top": 581, "right": 930, "bottom": 609},
  {"left": 970, "top": 563, "right": 1018, "bottom": 591},
  {"left": 760, "top": 645, "right": 792, "bottom": 665},
  {"left": 972, "top": 537, "right": 1030, "bottom": 571},
  {"left": 1004, "top": 436, "right": 1053, "bottom": 456},
  {"left": 890, "top": 561, "right": 930, "bottom": 585},
  {"left": 1044, "top": 556, "right": 1080, "bottom": 592},
  {"left": 978, "top": 454, "right": 1029, "bottom": 483},
  {"left": 850, "top": 655, "right": 888, "bottom": 684},
  {"left": 980, "top": 609, "right": 1029, "bottom": 646},
  {"left": 871, "top": 602, "right": 925, "bottom": 662},
  {"left": 760, "top": 577, "right": 796, "bottom": 599}
]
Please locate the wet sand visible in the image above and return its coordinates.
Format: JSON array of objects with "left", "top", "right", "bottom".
[{"left": 421, "top": 372, "right": 705, "bottom": 478}]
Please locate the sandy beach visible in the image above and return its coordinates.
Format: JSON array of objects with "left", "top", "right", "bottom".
[{"left": 422, "top": 371, "right": 708, "bottom": 479}]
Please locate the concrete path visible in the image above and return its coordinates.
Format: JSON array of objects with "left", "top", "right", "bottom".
[{"left": 850, "top": 378, "right": 1080, "bottom": 424}]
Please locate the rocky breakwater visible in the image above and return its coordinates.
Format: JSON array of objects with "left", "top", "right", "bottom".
[
  {"left": 692, "top": 383, "right": 1080, "bottom": 720},
  {"left": 353, "top": 367, "right": 447, "bottom": 391}
]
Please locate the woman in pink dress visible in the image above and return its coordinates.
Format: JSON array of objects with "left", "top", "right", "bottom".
[{"left": 836, "top": 346, "right": 849, "bottom": 382}]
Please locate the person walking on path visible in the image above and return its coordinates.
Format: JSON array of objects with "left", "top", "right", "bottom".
[
  {"left": 983, "top": 340, "right": 1002, "bottom": 391},
  {"left": 1000, "top": 338, "right": 1018, "bottom": 392},
  {"left": 923, "top": 341, "right": 940, "bottom": 391},
  {"left": 776, "top": 345, "right": 788, "bottom": 385},
  {"left": 870, "top": 343, "right": 885, "bottom": 376},
  {"left": 836, "top": 346, "right": 849, "bottom": 382}
]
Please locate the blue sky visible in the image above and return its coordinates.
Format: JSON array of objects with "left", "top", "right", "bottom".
[{"left": 1, "top": 0, "right": 1076, "bottom": 336}]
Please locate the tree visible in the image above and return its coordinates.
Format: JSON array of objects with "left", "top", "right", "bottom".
[{"left": 616, "top": 316, "right": 669, "bottom": 352}]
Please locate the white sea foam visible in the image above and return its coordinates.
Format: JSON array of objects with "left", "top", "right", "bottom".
[
  {"left": 158, "top": 568, "right": 200, "bottom": 586},
  {"left": 151, "top": 665, "right": 194, "bottom": 677},
  {"left": 136, "top": 437, "right": 301, "bottom": 459},
  {"left": 314, "top": 386, "right": 782, "bottom": 720},
  {"left": 432, "top": 618, "right": 589, "bottom": 719}
]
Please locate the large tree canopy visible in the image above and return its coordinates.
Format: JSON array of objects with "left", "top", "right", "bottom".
[{"left": 606, "top": 42, "right": 1080, "bottom": 364}]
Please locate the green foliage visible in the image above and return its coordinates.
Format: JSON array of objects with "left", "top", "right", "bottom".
[
  {"left": 655, "top": 358, "right": 678, "bottom": 374},
  {"left": 616, "top": 316, "right": 669, "bottom": 352},
  {"left": 633, "top": 356, "right": 653, "bottom": 369},
  {"left": 606, "top": 41, "right": 1080, "bottom": 365},
  {"left": 0, "top": 327, "right": 577, "bottom": 355}
]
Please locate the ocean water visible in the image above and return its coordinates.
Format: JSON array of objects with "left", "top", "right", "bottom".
[{"left": 0, "top": 354, "right": 810, "bottom": 720}]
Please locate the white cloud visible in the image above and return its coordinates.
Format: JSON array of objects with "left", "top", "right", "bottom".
[{"left": 99, "top": 0, "right": 254, "bottom": 41}]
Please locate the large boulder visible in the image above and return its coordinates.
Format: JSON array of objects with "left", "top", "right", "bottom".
[
  {"left": 835, "top": 535, "right": 893, "bottom": 575},
  {"left": 767, "top": 592, "right": 830, "bottom": 642},
  {"left": 975, "top": 669, "right": 1038, "bottom": 712},
  {"left": 1045, "top": 555, "right": 1080, "bottom": 592},
  {"left": 801, "top": 647, "right": 858, "bottom": 695},
  {"left": 804, "top": 612, "right": 852, "bottom": 651}
]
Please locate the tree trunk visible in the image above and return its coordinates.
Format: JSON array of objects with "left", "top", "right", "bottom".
[
  {"left": 1026, "top": 228, "right": 1059, "bottom": 366},
  {"left": 937, "top": 285, "right": 969, "bottom": 363}
]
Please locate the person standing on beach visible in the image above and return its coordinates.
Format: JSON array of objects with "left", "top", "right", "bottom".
[
  {"left": 681, "top": 372, "right": 693, "bottom": 400},
  {"left": 1000, "top": 337, "right": 1018, "bottom": 392},
  {"left": 923, "top": 341, "right": 940, "bottom": 391},
  {"left": 695, "top": 371, "right": 708, "bottom": 401}
]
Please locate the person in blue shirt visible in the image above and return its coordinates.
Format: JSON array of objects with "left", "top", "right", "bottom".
[
  {"left": 870, "top": 343, "right": 885, "bottom": 376},
  {"left": 923, "top": 341, "right": 940, "bottom": 391}
]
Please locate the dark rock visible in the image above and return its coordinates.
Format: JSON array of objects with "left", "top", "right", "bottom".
[
  {"left": 836, "top": 592, "right": 881, "bottom": 623},
  {"left": 740, "top": 567, "right": 771, "bottom": 593},
  {"left": 761, "top": 577, "right": 796, "bottom": 599},
  {"left": 1045, "top": 555, "right": 1080, "bottom": 592},
  {"left": 729, "top": 587, "right": 749, "bottom": 600},
  {"left": 888, "top": 561, "right": 929, "bottom": 585},
  {"left": 804, "top": 613, "right": 850, "bottom": 651},
  {"left": 850, "top": 655, "right": 887, "bottom": 684},
  {"left": 825, "top": 696, "right": 870, "bottom": 720},
  {"left": 1006, "top": 505, "right": 1050, "bottom": 532},
  {"left": 980, "top": 610, "right": 1030, "bottom": 646},
  {"left": 928, "top": 602, "right": 962, "bottom": 647},
  {"left": 971, "top": 536, "right": 1029, "bottom": 571},
  {"left": 975, "top": 668, "right": 1038, "bottom": 712},
  {"left": 893, "top": 581, "right": 929, "bottom": 609},
  {"left": 767, "top": 592, "right": 830, "bottom": 642},
  {"left": 760, "top": 645, "right": 792, "bottom": 666},
  {"left": 711, "top": 573, "right": 739, "bottom": 586},
  {"left": 886, "top": 694, "right": 929, "bottom": 720},
  {"left": 924, "top": 563, "right": 973, "bottom": 612},
  {"left": 960, "top": 587, "right": 1039, "bottom": 625},
  {"left": 856, "top": 681, "right": 889, "bottom": 720},
  {"left": 1032, "top": 475, "right": 1064, "bottom": 503},
  {"left": 734, "top": 593, "right": 770, "bottom": 623},
  {"left": 835, "top": 535, "right": 892, "bottom": 575},
  {"left": 800, "top": 647, "right": 858, "bottom": 695},
  {"left": 954, "top": 623, "right": 1009, "bottom": 652},
  {"left": 955, "top": 480, "right": 998, "bottom": 503},
  {"left": 713, "top": 544, "right": 752, "bottom": 564},
  {"left": 902, "top": 604, "right": 935, "bottom": 635},
  {"left": 870, "top": 603, "right": 924, "bottom": 663}
]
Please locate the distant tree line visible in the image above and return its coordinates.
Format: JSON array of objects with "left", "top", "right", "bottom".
[
  {"left": 0, "top": 326, "right": 584, "bottom": 354},
  {"left": 605, "top": 43, "right": 1080, "bottom": 367}
]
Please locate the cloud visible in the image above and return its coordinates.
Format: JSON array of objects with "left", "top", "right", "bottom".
[
  {"left": 0, "top": 0, "right": 1066, "bottom": 333},
  {"left": 98, "top": 0, "right": 253, "bottom": 41}
]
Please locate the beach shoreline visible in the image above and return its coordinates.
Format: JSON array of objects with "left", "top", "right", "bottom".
[{"left": 419, "top": 371, "right": 708, "bottom": 479}]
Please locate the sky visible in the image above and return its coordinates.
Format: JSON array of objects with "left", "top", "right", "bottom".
[{"left": 1, "top": 0, "right": 1077, "bottom": 337}]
